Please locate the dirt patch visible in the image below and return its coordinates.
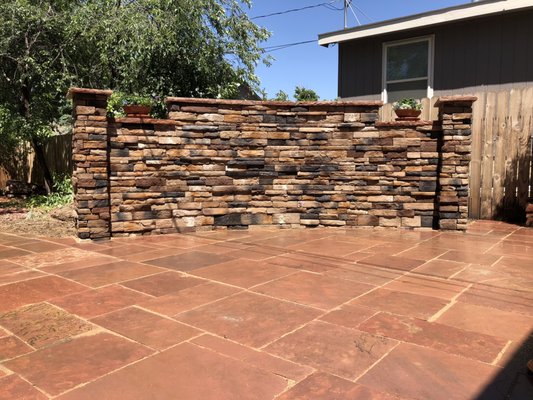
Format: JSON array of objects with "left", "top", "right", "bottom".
[{"left": 0, "top": 197, "right": 76, "bottom": 238}]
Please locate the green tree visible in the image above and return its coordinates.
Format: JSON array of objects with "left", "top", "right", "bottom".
[
  {"left": 294, "top": 86, "right": 319, "bottom": 102},
  {"left": 0, "top": 0, "right": 270, "bottom": 191},
  {"left": 69, "top": 0, "right": 270, "bottom": 98},
  {"left": 272, "top": 90, "right": 289, "bottom": 101}
]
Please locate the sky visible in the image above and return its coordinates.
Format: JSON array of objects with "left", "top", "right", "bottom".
[{"left": 246, "top": 0, "right": 470, "bottom": 100}]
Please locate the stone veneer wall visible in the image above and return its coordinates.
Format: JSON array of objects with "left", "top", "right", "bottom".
[
  {"left": 527, "top": 199, "right": 533, "bottom": 227},
  {"left": 68, "top": 88, "right": 475, "bottom": 239}
]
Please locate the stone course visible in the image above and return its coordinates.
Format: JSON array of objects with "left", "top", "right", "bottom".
[{"left": 68, "top": 89, "right": 474, "bottom": 238}]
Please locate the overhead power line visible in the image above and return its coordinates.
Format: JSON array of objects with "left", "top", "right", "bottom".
[
  {"left": 262, "top": 39, "right": 317, "bottom": 53},
  {"left": 251, "top": 0, "right": 342, "bottom": 20}
]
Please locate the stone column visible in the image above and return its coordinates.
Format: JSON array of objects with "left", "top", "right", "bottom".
[
  {"left": 67, "top": 88, "right": 112, "bottom": 240},
  {"left": 435, "top": 96, "right": 477, "bottom": 231}
]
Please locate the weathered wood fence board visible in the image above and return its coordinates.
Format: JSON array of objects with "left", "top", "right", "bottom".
[{"left": 469, "top": 88, "right": 533, "bottom": 220}]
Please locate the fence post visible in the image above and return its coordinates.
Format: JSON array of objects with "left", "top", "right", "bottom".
[
  {"left": 435, "top": 96, "right": 477, "bottom": 231},
  {"left": 67, "top": 88, "right": 112, "bottom": 240}
]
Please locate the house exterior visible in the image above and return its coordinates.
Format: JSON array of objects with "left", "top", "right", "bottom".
[{"left": 318, "top": 0, "right": 533, "bottom": 103}]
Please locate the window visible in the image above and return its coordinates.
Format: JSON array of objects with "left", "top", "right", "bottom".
[{"left": 382, "top": 36, "right": 434, "bottom": 103}]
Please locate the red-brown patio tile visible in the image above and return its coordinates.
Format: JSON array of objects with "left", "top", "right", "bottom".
[
  {"left": 0, "top": 276, "right": 86, "bottom": 313},
  {"left": 266, "top": 253, "right": 340, "bottom": 273},
  {"left": 266, "top": 321, "right": 397, "bottom": 380},
  {"left": 91, "top": 307, "right": 200, "bottom": 350},
  {"left": 325, "top": 263, "right": 404, "bottom": 286},
  {"left": 223, "top": 245, "right": 290, "bottom": 261},
  {"left": 288, "top": 239, "right": 358, "bottom": 257},
  {"left": 57, "top": 260, "right": 162, "bottom": 288},
  {"left": 358, "top": 312, "right": 507, "bottom": 363},
  {"left": 0, "top": 336, "right": 33, "bottom": 361},
  {"left": 121, "top": 271, "right": 204, "bottom": 296},
  {"left": 438, "top": 250, "right": 500, "bottom": 265},
  {"left": 55, "top": 342, "right": 288, "bottom": 400},
  {"left": 456, "top": 284, "right": 533, "bottom": 316},
  {"left": 177, "top": 292, "right": 321, "bottom": 348},
  {"left": 38, "top": 255, "right": 116, "bottom": 273},
  {"left": 50, "top": 285, "right": 152, "bottom": 319},
  {"left": 319, "top": 305, "right": 377, "bottom": 329},
  {"left": 0, "top": 374, "right": 47, "bottom": 400},
  {"left": 349, "top": 288, "right": 448, "bottom": 319},
  {"left": 0, "top": 269, "right": 45, "bottom": 286},
  {"left": 383, "top": 274, "right": 466, "bottom": 300},
  {"left": 253, "top": 271, "right": 374, "bottom": 310},
  {"left": 157, "top": 235, "right": 218, "bottom": 249},
  {"left": 437, "top": 302, "right": 533, "bottom": 340},
  {"left": 412, "top": 259, "right": 467, "bottom": 279},
  {"left": 358, "top": 254, "right": 425, "bottom": 271},
  {"left": 94, "top": 243, "right": 156, "bottom": 258},
  {"left": 0, "top": 303, "right": 94, "bottom": 348},
  {"left": 192, "top": 334, "right": 313, "bottom": 381},
  {"left": 118, "top": 247, "right": 186, "bottom": 263},
  {"left": 451, "top": 263, "right": 533, "bottom": 292},
  {"left": 13, "top": 240, "right": 66, "bottom": 253},
  {"left": 0, "top": 260, "right": 26, "bottom": 275},
  {"left": 4, "top": 332, "right": 152, "bottom": 396},
  {"left": 358, "top": 343, "right": 500, "bottom": 400},
  {"left": 145, "top": 251, "right": 235, "bottom": 272},
  {"left": 8, "top": 247, "right": 94, "bottom": 269},
  {"left": 277, "top": 372, "right": 403, "bottom": 400},
  {"left": 141, "top": 282, "right": 240, "bottom": 316},
  {"left": 486, "top": 242, "right": 533, "bottom": 258},
  {"left": 396, "top": 245, "right": 449, "bottom": 261},
  {"left": 188, "top": 241, "right": 248, "bottom": 255},
  {"left": 365, "top": 242, "right": 415, "bottom": 256},
  {"left": 0, "top": 248, "right": 33, "bottom": 260},
  {"left": 190, "top": 259, "right": 295, "bottom": 288}
]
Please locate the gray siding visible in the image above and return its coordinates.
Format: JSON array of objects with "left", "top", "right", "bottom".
[{"left": 338, "top": 9, "right": 533, "bottom": 99}]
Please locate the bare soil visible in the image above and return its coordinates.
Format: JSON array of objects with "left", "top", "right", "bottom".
[{"left": 0, "top": 197, "right": 76, "bottom": 238}]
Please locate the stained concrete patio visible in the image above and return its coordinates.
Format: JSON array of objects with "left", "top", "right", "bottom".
[{"left": 0, "top": 221, "right": 532, "bottom": 399}]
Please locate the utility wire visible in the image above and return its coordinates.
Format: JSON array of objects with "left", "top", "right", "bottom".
[
  {"left": 251, "top": 0, "right": 342, "bottom": 20},
  {"left": 262, "top": 39, "right": 317, "bottom": 53}
]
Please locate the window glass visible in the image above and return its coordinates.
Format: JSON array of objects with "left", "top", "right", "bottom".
[
  {"left": 386, "top": 40, "right": 429, "bottom": 82},
  {"left": 386, "top": 80, "right": 428, "bottom": 103}
]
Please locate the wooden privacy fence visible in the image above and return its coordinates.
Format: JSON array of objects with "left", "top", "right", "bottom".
[
  {"left": 469, "top": 88, "right": 533, "bottom": 221},
  {"left": 380, "top": 88, "right": 533, "bottom": 222},
  {"left": 0, "top": 134, "right": 72, "bottom": 189}
]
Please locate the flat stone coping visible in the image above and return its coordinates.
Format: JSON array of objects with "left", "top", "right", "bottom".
[
  {"left": 375, "top": 120, "right": 434, "bottom": 127},
  {"left": 113, "top": 117, "right": 179, "bottom": 126},
  {"left": 435, "top": 96, "right": 478, "bottom": 106},
  {"left": 67, "top": 87, "right": 113, "bottom": 98},
  {"left": 165, "top": 96, "right": 383, "bottom": 108}
]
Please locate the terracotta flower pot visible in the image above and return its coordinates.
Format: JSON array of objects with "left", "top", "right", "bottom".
[
  {"left": 394, "top": 108, "right": 421, "bottom": 121},
  {"left": 123, "top": 105, "right": 151, "bottom": 117}
]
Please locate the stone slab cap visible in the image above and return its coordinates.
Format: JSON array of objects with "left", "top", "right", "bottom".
[
  {"left": 435, "top": 96, "right": 477, "bottom": 106},
  {"left": 375, "top": 120, "right": 433, "bottom": 127},
  {"left": 165, "top": 96, "right": 383, "bottom": 108},
  {"left": 67, "top": 87, "right": 113, "bottom": 99},
  {"left": 113, "top": 117, "right": 178, "bottom": 126}
]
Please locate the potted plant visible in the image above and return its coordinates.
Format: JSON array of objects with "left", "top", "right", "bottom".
[
  {"left": 107, "top": 92, "right": 152, "bottom": 118},
  {"left": 392, "top": 98, "right": 422, "bottom": 120}
]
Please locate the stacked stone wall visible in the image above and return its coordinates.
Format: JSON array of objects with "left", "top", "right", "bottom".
[{"left": 68, "top": 89, "right": 474, "bottom": 238}]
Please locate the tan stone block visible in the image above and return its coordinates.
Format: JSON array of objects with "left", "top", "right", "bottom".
[{"left": 401, "top": 216, "right": 421, "bottom": 228}]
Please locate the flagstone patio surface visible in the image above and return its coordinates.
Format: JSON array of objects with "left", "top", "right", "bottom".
[{"left": 0, "top": 221, "right": 532, "bottom": 399}]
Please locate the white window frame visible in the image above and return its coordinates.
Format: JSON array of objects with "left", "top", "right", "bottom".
[{"left": 381, "top": 35, "right": 435, "bottom": 104}]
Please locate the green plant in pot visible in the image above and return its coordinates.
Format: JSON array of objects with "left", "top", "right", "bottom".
[
  {"left": 107, "top": 92, "right": 153, "bottom": 118},
  {"left": 392, "top": 98, "right": 423, "bottom": 120}
]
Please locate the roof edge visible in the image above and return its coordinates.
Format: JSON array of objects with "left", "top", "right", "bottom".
[{"left": 319, "top": 0, "right": 531, "bottom": 45}]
